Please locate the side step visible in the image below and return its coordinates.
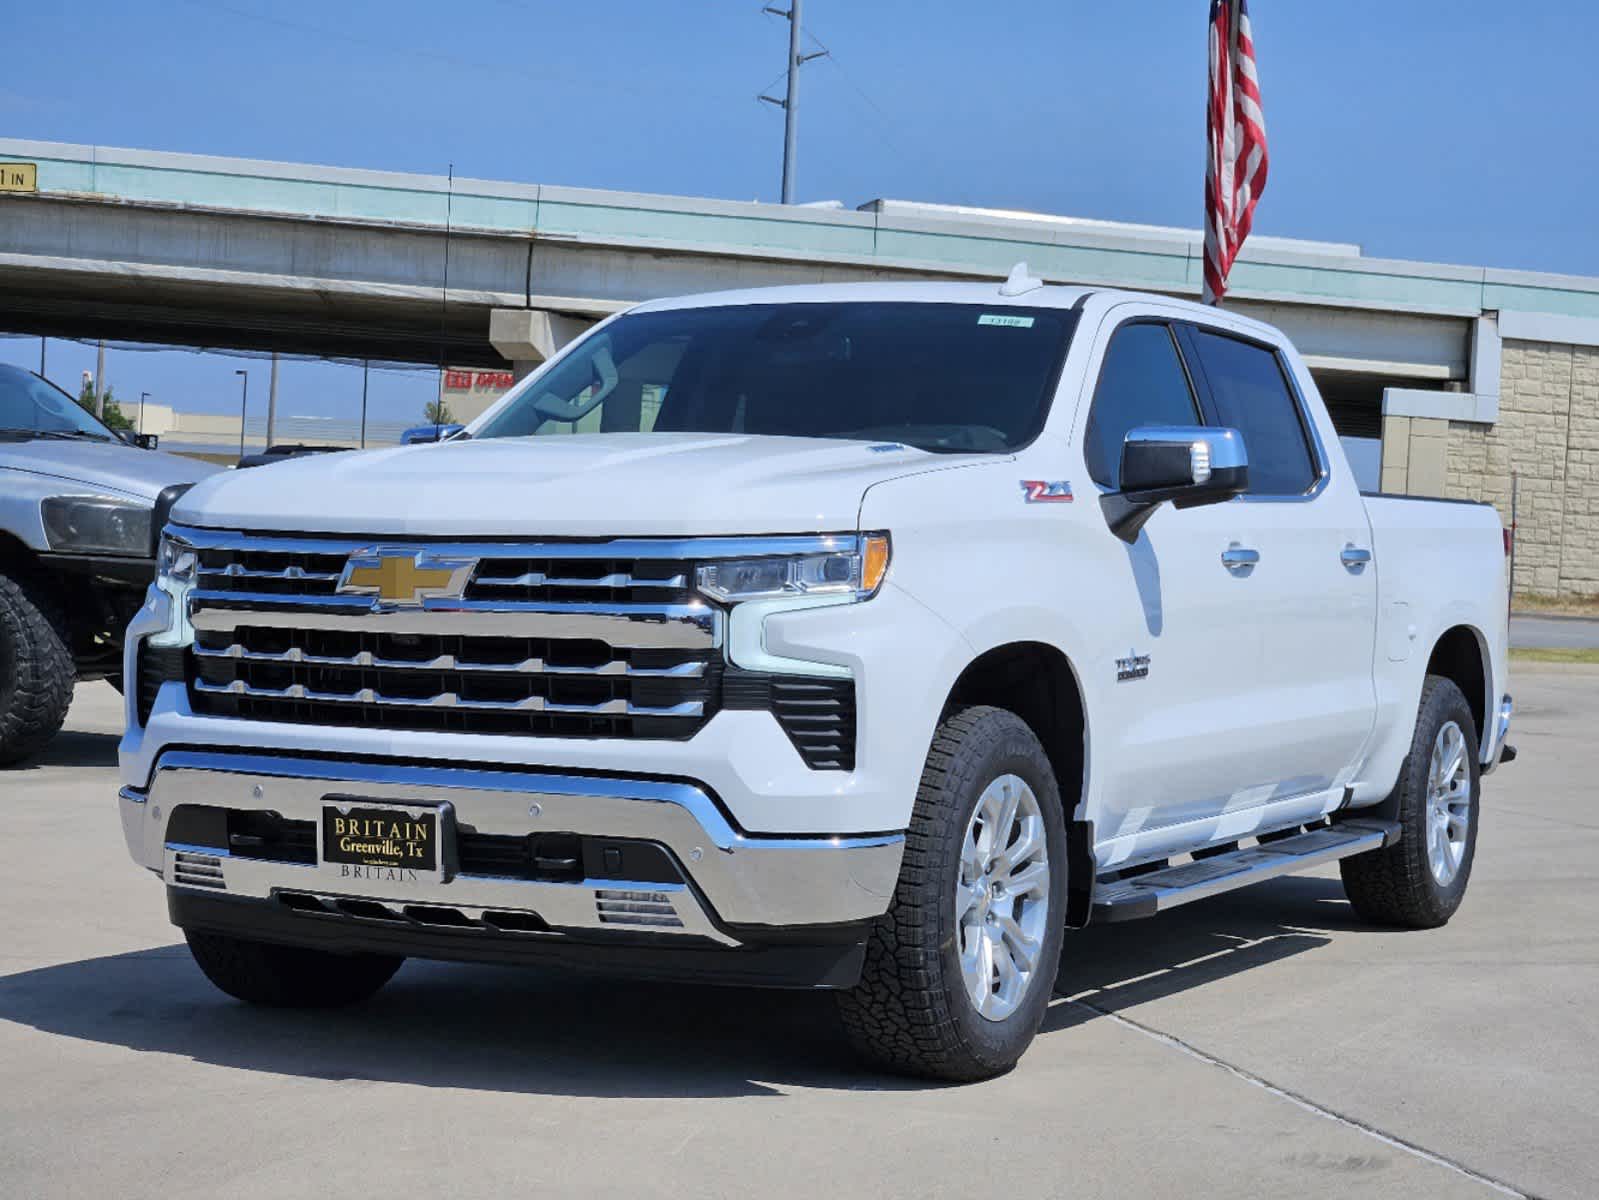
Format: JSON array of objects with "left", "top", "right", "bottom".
[{"left": 1091, "top": 819, "right": 1401, "bottom": 923}]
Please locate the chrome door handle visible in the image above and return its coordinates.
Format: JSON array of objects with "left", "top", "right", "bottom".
[
  {"left": 1341, "top": 545, "right": 1373, "bottom": 569},
  {"left": 1221, "top": 545, "right": 1260, "bottom": 571}
]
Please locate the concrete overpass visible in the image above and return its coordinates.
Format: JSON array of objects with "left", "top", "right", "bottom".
[
  {"left": 13, "top": 138, "right": 1599, "bottom": 593},
  {"left": 6, "top": 136, "right": 1599, "bottom": 392}
]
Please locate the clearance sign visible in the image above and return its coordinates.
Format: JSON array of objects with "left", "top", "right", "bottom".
[{"left": 1, "top": 163, "right": 38, "bottom": 192}]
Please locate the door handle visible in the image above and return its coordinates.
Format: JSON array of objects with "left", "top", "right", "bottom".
[
  {"left": 1341, "top": 545, "right": 1373, "bottom": 569},
  {"left": 1221, "top": 545, "right": 1260, "bottom": 571}
]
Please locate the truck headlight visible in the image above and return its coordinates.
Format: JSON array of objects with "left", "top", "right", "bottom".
[
  {"left": 156, "top": 531, "right": 198, "bottom": 587},
  {"left": 696, "top": 534, "right": 890, "bottom": 604},
  {"left": 41, "top": 496, "right": 153, "bottom": 557}
]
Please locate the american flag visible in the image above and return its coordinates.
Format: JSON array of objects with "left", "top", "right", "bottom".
[{"left": 1203, "top": 0, "right": 1268, "bottom": 305}]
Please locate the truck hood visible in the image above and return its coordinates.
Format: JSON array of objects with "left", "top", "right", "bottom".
[
  {"left": 0, "top": 439, "right": 219, "bottom": 502},
  {"left": 174, "top": 433, "right": 976, "bottom": 537}
]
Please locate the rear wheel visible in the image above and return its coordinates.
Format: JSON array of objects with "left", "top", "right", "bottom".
[
  {"left": 1341, "top": 676, "right": 1480, "bottom": 928},
  {"left": 0, "top": 569, "right": 74, "bottom": 766},
  {"left": 838, "top": 706, "right": 1067, "bottom": 1081},
  {"left": 185, "top": 931, "right": 403, "bottom": 1007}
]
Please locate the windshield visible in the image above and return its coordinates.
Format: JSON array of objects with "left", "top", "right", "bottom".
[
  {"left": 475, "top": 302, "right": 1077, "bottom": 454},
  {"left": 0, "top": 364, "right": 119, "bottom": 441}
]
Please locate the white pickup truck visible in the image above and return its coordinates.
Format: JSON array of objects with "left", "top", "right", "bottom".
[{"left": 119, "top": 274, "right": 1514, "bottom": 1080}]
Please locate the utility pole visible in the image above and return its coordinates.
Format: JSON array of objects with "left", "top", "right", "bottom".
[
  {"left": 266, "top": 352, "right": 280, "bottom": 449},
  {"left": 360, "top": 360, "right": 370, "bottom": 449},
  {"left": 38, "top": 337, "right": 45, "bottom": 377},
  {"left": 760, "top": 0, "right": 827, "bottom": 203},
  {"left": 138, "top": 391, "right": 149, "bottom": 436},
  {"left": 95, "top": 340, "right": 107, "bottom": 419}
]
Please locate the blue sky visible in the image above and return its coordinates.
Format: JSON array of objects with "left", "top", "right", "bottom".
[{"left": 3, "top": 0, "right": 1595, "bottom": 429}]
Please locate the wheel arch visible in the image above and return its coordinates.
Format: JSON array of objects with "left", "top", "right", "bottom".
[
  {"left": 0, "top": 529, "right": 42, "bottom": 573},
  {"left": 1426, "top": 624, "right": 1490, "bottom": 748},
  {"left": 942, "top": 639, "right": 1096, "bottom": 927}
]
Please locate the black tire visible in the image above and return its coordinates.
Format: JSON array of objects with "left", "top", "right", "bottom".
[
  {"left": 184, "top": 931, "right": 403, "bottom": 1007},
  {"left": 0, "top": 569, "right": 75, "bottom": 766},
  {"left": 1340, "top": 676, "right": 1481, "bottom": 928},
  {"left": 838, "top": 706, "right": 1068, "bottom": 1082}
]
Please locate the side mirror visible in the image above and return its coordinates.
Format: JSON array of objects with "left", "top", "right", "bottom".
[
  {"left": 132, "top": 432, "right": 160, "bottom": 450},
  {"left": 1101, "top": 425, "right": 1249, "bottom": 543}
]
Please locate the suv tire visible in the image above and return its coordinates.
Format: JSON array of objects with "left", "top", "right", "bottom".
[
  {"left": 0, "top": 569, "right": 75, "bottom": 766},
  {"left": 1341, "top": 675, "right": 1480, "bottom": 928},
  {"left": 838, "top": 705, "right": 1068, "bottom": 1081},
  {"left": 185, "top": 931, "right": 403, "bottom": 1007}
]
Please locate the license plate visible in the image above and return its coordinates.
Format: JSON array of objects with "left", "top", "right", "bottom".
[{"left": 320, "top": 800, "right": 445, "bottom": 884}]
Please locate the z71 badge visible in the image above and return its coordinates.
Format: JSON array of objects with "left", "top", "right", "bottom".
[{"left": 1021, "top": 480, "right": 1074, "bottom": 503}]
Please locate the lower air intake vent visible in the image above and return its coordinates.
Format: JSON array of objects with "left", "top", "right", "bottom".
[
  {"left": 172, "top": 851, "right": 226, "bottom": 890},
  {"left": 722, "top": 671, "right": 857, "bottom": 770},
  {"left": 595, "top": 889, "right": 683, "bottom": 929}
]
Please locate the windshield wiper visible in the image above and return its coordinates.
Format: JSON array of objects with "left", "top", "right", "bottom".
[{"left": 4, "top": 428, "right": 118, "bottom": 443}]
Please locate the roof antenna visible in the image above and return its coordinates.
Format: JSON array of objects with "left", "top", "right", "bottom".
[{"left": 998, "top": 260, "right": 1043, "bottom": 297}]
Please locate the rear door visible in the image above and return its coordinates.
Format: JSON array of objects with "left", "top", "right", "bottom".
[{"left": 1177, "top": 324, "right": 1379, "bottom": 799}]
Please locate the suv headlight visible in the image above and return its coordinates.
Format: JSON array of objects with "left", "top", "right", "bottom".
[
  {"left": 696, "top": 534, "right": 890, "bottom": 604},
  {"left": 41, "top": 496, "right": 153, "bottom": 556},
  {"left": 156, "top": 531, "right": 198, "bottom": 587}
]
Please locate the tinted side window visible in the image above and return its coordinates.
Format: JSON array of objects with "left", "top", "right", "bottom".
[
  {"left": 1084, "top": 323, "right": 1200, "bottom": 489},
  {"left": 1189, "top": 331, "right": 1318, "bottom": 496}
]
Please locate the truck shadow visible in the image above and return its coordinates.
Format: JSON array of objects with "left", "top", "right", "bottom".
[
  {"left": 1044, "top": 874, "right": 1362, "bottom": 1033},
  {"left": 0, "top": 876, "right": 1383, "bottom": 1098},
  {"left": 5, "top": 730, "right": 120, "bottom": 771}
]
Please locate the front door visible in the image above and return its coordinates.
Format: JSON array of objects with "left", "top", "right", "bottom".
[{"left": 1079, "top": 316, "right": 1273, "bottom": 862}]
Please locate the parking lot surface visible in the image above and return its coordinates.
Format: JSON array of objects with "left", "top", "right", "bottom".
[{"left": 2, "top": 674, "right": 1594, "bottom": 1199}]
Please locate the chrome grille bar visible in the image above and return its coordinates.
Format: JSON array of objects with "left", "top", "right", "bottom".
[
  {"left": 200, "top": 564, "right": 343, "bottom": 582},
  {"left": 194, "top": 677, "right": 704, "bottom": 718},
  {"left": 169, "top": 525, "right": 856, "bottom": 561},
  {"left": 193, "top": 641, "right": 706, "bottom": 678},
  {"left": 471, "top": 571, "right": 689, "bottom": 590},
  {"left": 188, "top": 593, "right": 720, "bottom": 650}
]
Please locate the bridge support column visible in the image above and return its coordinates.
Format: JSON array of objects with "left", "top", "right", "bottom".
[{"left": 489, "top": 308, "right": 594, "bottom": 379}]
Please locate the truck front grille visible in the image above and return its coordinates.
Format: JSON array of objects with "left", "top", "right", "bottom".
[
  {"left": 174, "top": 527, "right": 856, "bottom": 765},
  {"left": 191, "top": 625, "right": 719, "bottom": 739}
]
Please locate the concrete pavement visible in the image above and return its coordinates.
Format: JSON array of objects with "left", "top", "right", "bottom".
[{"left": 1, "top": 677, "right": 1594, "bottom": 1199}]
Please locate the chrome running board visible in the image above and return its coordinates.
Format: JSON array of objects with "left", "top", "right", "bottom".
[{"left": 1091, "top": 819, "right": 1401, "bottom": 923}]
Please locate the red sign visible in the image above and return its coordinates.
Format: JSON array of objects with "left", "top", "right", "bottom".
[{"left": 443, "top": 370, "right": 514, "bottom": 392}]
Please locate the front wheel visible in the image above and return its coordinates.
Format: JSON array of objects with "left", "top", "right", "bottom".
[
  {"left": 1340, "top": 676, "right": 1481, "bottom": 928},
  {"left": 838, "top": 706, "right": 1068, "bottom": 1081}
]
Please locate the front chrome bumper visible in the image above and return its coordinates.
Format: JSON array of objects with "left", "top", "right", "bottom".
[{"left": 121, "top": 752, "right": 904, "bottom": 944}]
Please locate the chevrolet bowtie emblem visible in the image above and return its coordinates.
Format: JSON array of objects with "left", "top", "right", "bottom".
[{"left": 337, "top": 549, "right": 477, "bottom": 608}]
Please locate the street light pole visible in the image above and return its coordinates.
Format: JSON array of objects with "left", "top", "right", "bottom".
[
  {"left": 360, "top": 360, "right": 370, "bottom": 449},
  {"left": 234, "top": 370, "right": 249, "bottom": 459},
  {"left": 138, "top": 391, "right": 149, "bottom": 436}
]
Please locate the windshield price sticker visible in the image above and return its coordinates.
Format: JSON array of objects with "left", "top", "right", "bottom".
[{"left": 978, "top": 314, "right": 1035, "bottom": 328}]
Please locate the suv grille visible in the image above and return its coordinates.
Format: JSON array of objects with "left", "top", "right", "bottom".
[{"left": 176, "top": 528, "right": 856, "bottom": 765}]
